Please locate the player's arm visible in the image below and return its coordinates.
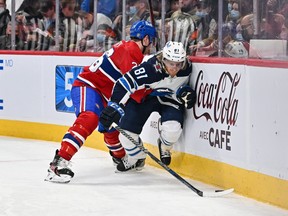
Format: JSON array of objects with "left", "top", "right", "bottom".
[
  {"left": 111, "top": 62, "right": 157, "bottom": 105},
  {"left": 100, "top": 62, "right": 158, "bottom": 130}
]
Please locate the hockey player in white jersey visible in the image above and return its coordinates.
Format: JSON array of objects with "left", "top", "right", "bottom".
[{"left": 99, "top": 41, "right": 197, "bottom": 172}]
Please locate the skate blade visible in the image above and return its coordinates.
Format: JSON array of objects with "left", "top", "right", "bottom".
[
  {"left": 114, "top": 166, "right": 145, "bottom": 173},
  {"left": 44, "top": 172, "right": 72, "bottom": 183}
]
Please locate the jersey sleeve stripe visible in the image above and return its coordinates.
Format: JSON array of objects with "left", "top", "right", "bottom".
[
  {"left": 119, "top": 77, "right": 133, "bottom": 92},
  {"left": 100, "top": 55, "right": 122, "bottom": 81}
]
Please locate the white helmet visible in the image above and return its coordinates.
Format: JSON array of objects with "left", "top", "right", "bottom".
[
  {"left": 162, "top": 41, "right": 186, "bottom": 62},
  {"left": 224, "top": 41, "right": 248, "bottom": 58}
]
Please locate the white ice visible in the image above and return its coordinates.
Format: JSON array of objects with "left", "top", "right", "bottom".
[{"left": 0, "top": 136, "right": 287, "bottom": 216}]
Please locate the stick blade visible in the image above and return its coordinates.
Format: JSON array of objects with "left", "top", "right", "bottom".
[{"left": 202, "top": 188, "right": 234, "bottom": 197}]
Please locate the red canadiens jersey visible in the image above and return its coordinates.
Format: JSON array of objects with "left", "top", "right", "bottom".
[{"left": 73, "top": 40, "right": 144, "bottom": 101}]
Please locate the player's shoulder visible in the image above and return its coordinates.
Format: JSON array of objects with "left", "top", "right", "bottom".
[
  {"left": 142, "top": 55, "right": 160, "bottom": 71},
  {"left": 177, "top": 60, "right": 193, "bottom": 76}
]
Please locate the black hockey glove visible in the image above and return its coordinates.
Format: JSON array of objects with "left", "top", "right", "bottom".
[
  {"left": 176, "top": 85, "right": 197, "bottom": 109},
  {"left": 100, "top": 102, "right": 125, "bottom": 130}
]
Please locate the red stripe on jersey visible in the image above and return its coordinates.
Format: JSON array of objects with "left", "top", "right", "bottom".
[{"left": 80, "top": 86, "right": 86, "bottom": 112}]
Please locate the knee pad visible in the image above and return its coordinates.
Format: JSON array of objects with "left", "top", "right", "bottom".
[
  {"left": 159, "top": 120, "right": 182, "bottom": 146},
  {"left": 71, "top": 111, "right": 99, "bottom": 138}
]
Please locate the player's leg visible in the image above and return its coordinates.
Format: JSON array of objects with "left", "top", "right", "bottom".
[
  {"left": 117, "top": 131, "right": 146, "bottom": 171},
  {"left": 158, "top": 106, "right": 184, "bottom": 165},
  {"left": 103, "top": 129, "right": 126, "bottom": 165},
  {"left": 116, "top": 99, "right": 156, "bottom": 172},
  {"left": 45, "top": 86, "right": 102, "bottom": 183}
]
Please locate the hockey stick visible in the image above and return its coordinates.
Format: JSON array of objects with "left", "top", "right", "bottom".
[
  {"left": 147, "top": 0, "right": 160, "bottom": 52},
  {"left": 112, "top": 123, "right": 234, "bottom": 197},
  {"left": 147, "top": 0, "right": 155, "bottom": 27}
]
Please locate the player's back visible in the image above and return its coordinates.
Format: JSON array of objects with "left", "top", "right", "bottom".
[{"left": 73, "top": 40, "right": 144, "bottom": 100}]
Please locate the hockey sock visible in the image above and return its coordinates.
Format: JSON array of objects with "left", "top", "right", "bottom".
[
  {"left": 104, "top": 130, "right": 125, "bottom": 159},
  {"left": 58, "top": 111, "right": 99, "bottom": 160}
]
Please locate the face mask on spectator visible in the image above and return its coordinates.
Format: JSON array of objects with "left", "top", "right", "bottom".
[
  {"left": 0, "top": 7, "right": 5, "bottom": 14},
  {"left": 230, "top": 10, "right": 240, "bottom": 20},
  {"left": 196, "top": 11, "right": 208, "bottom": 18},
  {"left": 125, "top": 35, "right": 131, "bottom": 41},
  {"left": 129, "top": 6, "right": 137, "bottom": 16},
  {"left": 96, "top": 34, "right": 106, "bottom": 43},
  {"left": 228, "top": 3, "right": 232, "bottom": 13}
]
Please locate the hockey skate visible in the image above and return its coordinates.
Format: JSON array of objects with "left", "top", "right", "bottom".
[
  {"left": 45, "top": 150, "right": 74, "bottom": 183},
  {"left": 109, "top": 150, "right": 123, "bottom": 166},
  {"left": 158, "top": 138, "right": 172, "bottom": 165},
  {"left": 116, "top": 155, "right": 146, "bottom": 172}
]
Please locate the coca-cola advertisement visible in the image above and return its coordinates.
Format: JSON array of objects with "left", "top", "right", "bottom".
[{"left": 181, "top": 63, "right": 247, "bottom": 164}]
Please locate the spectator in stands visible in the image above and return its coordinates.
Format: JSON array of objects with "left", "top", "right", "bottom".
[
  {"left": 278, "top": 1, "right": 288, "bottom": 18},
  {"left": 160, "top": 12, "right": 197, "bottom": 55},
  {"left": 37, "top": 0, "right": 56, "bottom": 50},
  {"left": 176, "top": 0, "right": 200, "bottom": 24},
  {"left": 159, "top": 0, "right": 198, "bottom": 55},
  {"left": 80, "top": 0, "right": 117, "bottom": 20},
  {"left": 225, "top": 1, "right": 241, "bottom": 23},
  {"left": 233, "top": 14, "right": 252, "bottom": 41},
  {"left": 0, "top": 21, "right": 24, "bottom": 50},
  {"left": 0, "top": 0, "right": 11, "bottom": 36},
  {"left": 179, "top": 0, "right": 198, "bottom": 14},
  {"left": 238, "top": 11, "right": 284, "bottom": 41},
  {"left": 165, "top": 0, "right": 180, "bottom": 18},
  {"left": 261, "top": 0, "right": 285, "bottom": 39},
  {"left": 128, "top": 0, "right": 151, "bottom": 23},
  {"left": 79, "top": 23, "right": 119, "bottom": 52},
  {"left": 191, "top": 0, "right": 217, "bottom": 51},
  {"left": 279, "top": 19, "right": 288, "bottom": 40},
  {"left": 16, "top": 0, "right": 43, "bottom": 50},
  {"left": 113, "top": 0, "right": 151, "bottom": 37},
  {"left": 59, "top": 0, "right": 81, "bottom": 52}
]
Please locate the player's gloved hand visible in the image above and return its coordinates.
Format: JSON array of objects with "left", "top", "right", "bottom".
[
  {"left": 100, "top": 102, "right": 125, "bottom": 130},
  {"left": 176, "top": 85, "right": 197, "bottom": 109}
]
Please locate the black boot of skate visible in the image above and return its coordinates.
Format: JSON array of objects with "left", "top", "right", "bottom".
[
  {"left": 116, "top": 155, "right": 146, "bottom": 172},
  {"left": 158, "top": 139, "right": 171, "bottom": 165}
]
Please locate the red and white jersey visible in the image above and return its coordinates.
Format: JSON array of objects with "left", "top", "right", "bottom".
[{"left": 73, "top": 40, "right": 144, "bottom": 101}]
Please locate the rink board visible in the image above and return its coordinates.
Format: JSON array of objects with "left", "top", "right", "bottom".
[{"left": 0, "top": 52, "right": 287, "bottom": 209}]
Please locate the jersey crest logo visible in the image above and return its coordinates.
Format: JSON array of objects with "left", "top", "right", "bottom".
[{"left": 154, "top": 61, "right": 162, "bottom": 73}]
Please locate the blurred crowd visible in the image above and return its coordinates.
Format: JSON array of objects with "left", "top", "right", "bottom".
[{"left": 0, "top": 0, "right": 287, "bottom": 58}]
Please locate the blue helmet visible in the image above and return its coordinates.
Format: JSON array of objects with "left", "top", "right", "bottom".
[{"left": 130, "top": 20, "right": 157, "bottom": 43}]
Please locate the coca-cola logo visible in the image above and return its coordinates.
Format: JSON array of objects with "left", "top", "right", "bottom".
[
  {"left": 193, "top": 70, "right": 240, "bottom": 126},
  {"left": 193, "top": 70, "right": 241, "bottom": 151}
]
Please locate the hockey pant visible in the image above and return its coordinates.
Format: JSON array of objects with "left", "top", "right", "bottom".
[{"left": 118, "top": 97, "right": 184, "bottom": 159}]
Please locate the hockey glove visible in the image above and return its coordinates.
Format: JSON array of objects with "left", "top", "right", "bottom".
[
  {"left": 176, "top": 85, "right": 197, "bottom": 109},
  {"left": 100, "top": 102, "right": 125, "bottom": 130}
]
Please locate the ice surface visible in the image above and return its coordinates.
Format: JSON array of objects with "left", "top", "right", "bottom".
[{"left": 0, "top": 136, "right": 287, "bottom": 216}]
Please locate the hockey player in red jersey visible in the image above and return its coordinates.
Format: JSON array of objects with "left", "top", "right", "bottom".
[
  {"left": 45, "top": 20, "right": 157, "bottom": 183},
  {"left": 100, "top": 41, "right": 197, "bottom": 172}
]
